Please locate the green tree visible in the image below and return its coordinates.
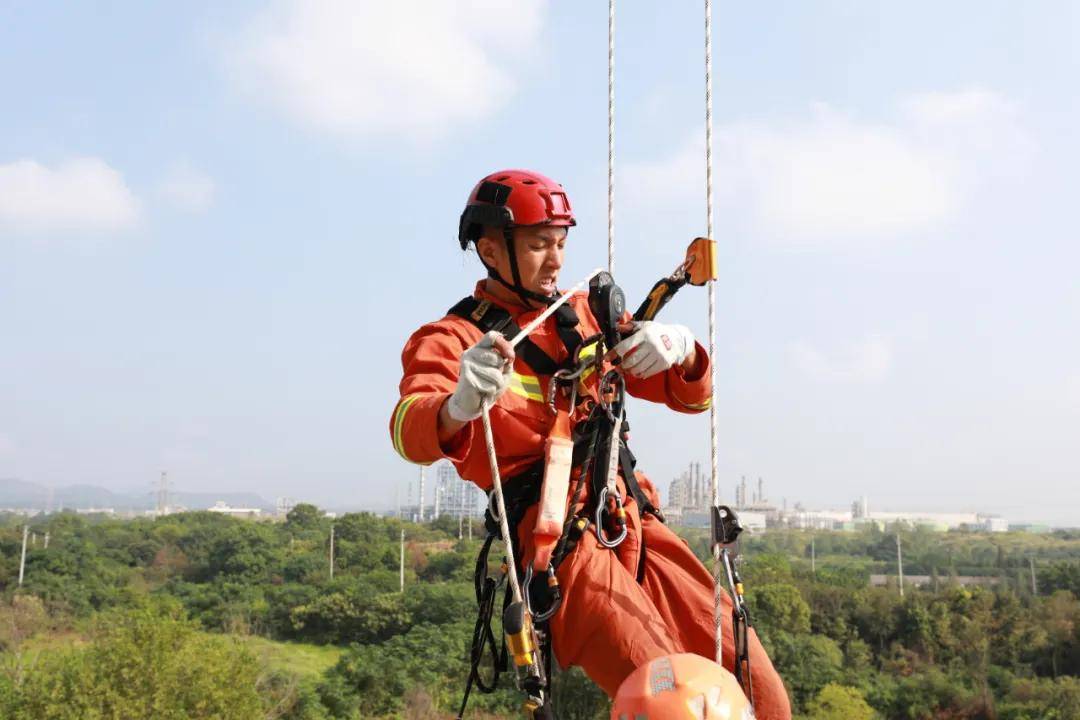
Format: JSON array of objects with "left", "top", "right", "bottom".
[
  {"left": 0, "top": 602, "right": 263, "bottom": 720},
  {"left": 321, "top": 622, "right": 506, "bottom": 717},
  {"left": 750, "top": 583, "right": 811, "bottom": 636},
  {"left": 286, "top": 504, "right": 326, "bottom": 531},
  {"left": 768, "top": 633, "right": 844, "bottom": 709},
  {"left": 803, "top": 683, "right": 875, "bottom": 720}
]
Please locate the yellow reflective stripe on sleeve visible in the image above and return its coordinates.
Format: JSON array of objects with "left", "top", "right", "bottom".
[
  {"left": 392, "top": 394, "right": 422, "bottom": 460},
  {"left": 509, "top": 372, "right": 544, "bottom": 402},
  {"left": 678, "top": 397, "right": 711, "bottom": 411}
]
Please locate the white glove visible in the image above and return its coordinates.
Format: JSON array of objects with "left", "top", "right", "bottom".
[
  {"left": 447, "top": 331, "right": 512, "bottom": 422},
  {"left": 613, "top": 321, "right": 695, "bottom": 379}
]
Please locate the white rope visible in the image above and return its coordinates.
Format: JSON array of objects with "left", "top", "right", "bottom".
[
  {"left": 704, "top": 0, "right": 724, "bottom": 671},
  {"left": 607, "top": 0, "right": 616, "bottom": 275},
  {"left": 480, "top": 408, "right": 524, "bottom": 603},
  {"left": 480, "top": 268, "right": 604, "bottom": 606}
]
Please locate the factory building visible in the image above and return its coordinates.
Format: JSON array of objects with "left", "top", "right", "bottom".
[{"left": 665, "top": 471, "right": 1010, "bottom": 533}]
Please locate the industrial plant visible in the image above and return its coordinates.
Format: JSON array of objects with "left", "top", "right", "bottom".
[{"left": 665, "top": 464, "right": 1011, "bottom": 533}]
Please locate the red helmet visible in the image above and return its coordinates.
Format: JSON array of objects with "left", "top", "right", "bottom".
[
  {"left": 611, "top": 654, "right": 755, "bottom": 720},
  {"left": 458, "top": 169, "right": 576, "bottom": 249}
]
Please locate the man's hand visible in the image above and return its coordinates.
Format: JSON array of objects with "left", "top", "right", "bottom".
[
  {"left": 612, "top": 321, "right": 696, "bottom": 379},
  {"left": 445, "top": 331, "right": 516, "bottom": 422}
]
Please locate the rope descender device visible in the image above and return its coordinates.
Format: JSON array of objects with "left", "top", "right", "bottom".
[
  {"left": 502, "top": 598, "right": 548, "bottom": 713},
  {"left": 711, "top": 504, "right": 754, "bottom": 704}
]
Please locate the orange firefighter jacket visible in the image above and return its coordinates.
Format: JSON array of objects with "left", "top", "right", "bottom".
[{"left": 390, "top": 282, "right": 711, "bottom": 484}]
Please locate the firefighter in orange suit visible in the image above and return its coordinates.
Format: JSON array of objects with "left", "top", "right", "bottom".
[{"left": 390, "top": 169, "right": 791, "bottom": 720}]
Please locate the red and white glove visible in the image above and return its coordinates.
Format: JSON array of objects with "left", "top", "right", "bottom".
[{"left": 613, "top": 321, "right": 695, "bottom": 379}]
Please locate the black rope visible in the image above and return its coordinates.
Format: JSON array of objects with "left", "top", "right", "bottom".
[{"left": 458, "top": 534, "right": 508, "bottom": 719}]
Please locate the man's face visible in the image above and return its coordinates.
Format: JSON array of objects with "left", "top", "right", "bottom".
[{"left": 479, "top": 225, "right": 567, "bottom": 297}]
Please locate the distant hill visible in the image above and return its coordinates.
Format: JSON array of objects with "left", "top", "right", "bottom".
[{"left": 0, "top": 478, "right": 273, "bottom": 512}]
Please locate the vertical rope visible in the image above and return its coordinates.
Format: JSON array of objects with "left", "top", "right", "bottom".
[
  {"left": 704, "top": 0, "right": 723, "bottom": 670},
  {"left": 481, "top": 405, "right": 524, "bottom": 604},
  {"left": 607, "top": 0, "right": 616, "bottom": 275}
]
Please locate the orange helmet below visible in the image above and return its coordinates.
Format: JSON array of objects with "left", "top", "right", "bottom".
[{"left": 611, "top": 653, "right": 755, "bottom": 720}]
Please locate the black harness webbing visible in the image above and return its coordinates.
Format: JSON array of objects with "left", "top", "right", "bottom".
[{"left": 448, "top": 296, "right": 583, "bottom": 377}]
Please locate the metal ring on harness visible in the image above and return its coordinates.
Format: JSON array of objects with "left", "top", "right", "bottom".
[
  {"left": 522, "top": 564, "right": 562, "bottom": 623},
  {"left": 547, "top": 367, "right": 582, "bottom": 415},
  {"left": 594, "top": 486, "right": 628, "bottom": 549}
]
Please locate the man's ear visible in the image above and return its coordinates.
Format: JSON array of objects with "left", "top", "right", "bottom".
[{"left": 476, "top": 231, "right": 503, "bottom": 267}]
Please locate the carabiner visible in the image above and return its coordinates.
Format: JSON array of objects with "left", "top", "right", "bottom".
[
  {"left": 486, "top": 489, "right": 502, "bottom": 524},
  {"left": 547, "top": 368, "right": 581, "bottom": 416},
  {"left": 523, "top": 563, "right": 562, "bottom": 623},
  {"left": 594, "top": 486, "right": 628, "bottom": 549}
]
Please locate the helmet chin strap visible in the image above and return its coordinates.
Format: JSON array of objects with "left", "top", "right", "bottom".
[{"left": 483, "top": 228, "right": 556, "bottom": 308}]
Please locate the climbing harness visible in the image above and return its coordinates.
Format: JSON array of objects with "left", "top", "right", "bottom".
[
  {"left": 457, "top": 270, "right": 601, "bottom": 719},
  {"left": 457, "top": 258, "right": 706, "bottom": 718}
]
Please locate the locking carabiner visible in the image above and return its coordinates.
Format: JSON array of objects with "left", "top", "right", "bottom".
[
  {"left": 523, "top": 563, "right": 563, "bottom": 623},
  {"left": 547, "top": 368, "right": 579, "bottom": 416},
  {"left": 594, "top": 486, "right": 629, "bottom": 549}
]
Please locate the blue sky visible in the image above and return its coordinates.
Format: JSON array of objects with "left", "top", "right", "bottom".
[{"left": 2, "top": 1, "right": 1078, "bottom": 524}]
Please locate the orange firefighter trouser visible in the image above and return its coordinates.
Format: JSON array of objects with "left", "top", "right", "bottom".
[{"left": 515, "top": 481, "right": 792, "bottom": 720}]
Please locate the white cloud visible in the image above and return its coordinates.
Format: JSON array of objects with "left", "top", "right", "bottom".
[
  {"left": 0, "top": 158, "right": 139, "bottom": 234},
  {"left": 623, "top": 89, "right": 1032, "bottom": 248},
  {"left": 0, "top": 433, "right": 14, "bottom": 456},
  {"left": 742, "top": 105, "right": 952, "bottom": 239},
  {"left": 901, "top": 88, "right": 1035, "bottom": 186},
  {"left": 159, "top": 162, "right": 216, "bottom": 213},
  {"left": 229, "top": 0, "right": 547, "bottom": 142},
  {"left": 790, "top": 334, "right": 893, "bottom": 384}
]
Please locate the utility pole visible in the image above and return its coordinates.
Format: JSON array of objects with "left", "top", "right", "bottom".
[
  {"left": 1029, "top": 557, "right": 1038, "bottom": 596},
  {"left": 329, "top": 525, "right": 335, "bottom": 580},
  {"left": 399, "top": 529, "right": 405, "bottom": 593},
  {"left": 418, "top": 466, "right": 426, "bottom": 523},
  {"left": 896, "top": 533, "right": 905, "bottom": 598},
  {"left": 469, "top": 485, "right": 477, "bottom": 540},
  {"left": 43, "top": 532, "right": 50, "bottom": 550},
  {"left": 18, "top": 525, "right": 29, "bottom": 586}
]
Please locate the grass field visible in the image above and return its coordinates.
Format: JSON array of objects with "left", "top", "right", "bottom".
[
  {"left": 239, "top": 635, "right": 344, "bottom": 678},
  {"left": 10, "top": 628, "right": 343, "bottom": 683}
]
